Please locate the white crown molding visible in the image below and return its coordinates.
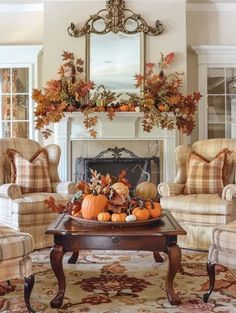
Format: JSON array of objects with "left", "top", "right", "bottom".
[
  {"left": 191, "top": 45, "right": 236, "bottom": 64},
  {"left": 0, "top": 45, "right": 43, "bottom": 64},
  {"left": 0, "top": 3, "right": 43, "bottom": 13},
  {"left": 187, "top": 3, "right": 236, "bottom": 12}
]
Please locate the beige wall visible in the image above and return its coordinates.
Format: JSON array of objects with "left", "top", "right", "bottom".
[
  {"left": 43, "top": 1, "right": 187, "bottom": 84},
  {"left": 0, "top": 11, "right": 43, "bottom": 44}
]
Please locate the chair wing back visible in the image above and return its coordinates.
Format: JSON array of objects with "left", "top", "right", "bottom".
[
  {"left": 44, "top": 144, "right": 61, "bottom": 182},
  {"left": 175, "top": 138, "right": 236, "bottom": 185},
  {"left": 0, "top": 138, "right": 61, "bottom": 186}
]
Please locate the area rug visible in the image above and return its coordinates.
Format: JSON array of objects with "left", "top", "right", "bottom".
[{"left": 1, "top": 249, "right": 236, "bottom": 313}]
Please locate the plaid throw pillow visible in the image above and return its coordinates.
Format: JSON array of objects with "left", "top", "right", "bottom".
[
  {"left": 184, "top": 150, "right": 227, "bottom": 195},
  {"left": 7, "top": 148, "right": 52, "bottom": 193}
]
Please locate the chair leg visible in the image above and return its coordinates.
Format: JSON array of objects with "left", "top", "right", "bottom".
[
  {"left": 24, "top": 274, "right": 35, "bottom": 313},
  {"left": 203, "top": 261, "right": 216, "bottom": 303}
]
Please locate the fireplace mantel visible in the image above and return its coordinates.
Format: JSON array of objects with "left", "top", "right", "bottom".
[{"left": 54, "top": 112, "right": 177, "bottom": 182}]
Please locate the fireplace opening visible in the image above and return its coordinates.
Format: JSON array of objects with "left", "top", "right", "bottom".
[{"left": 75, "top": 146, "right": 160, "bottom": 195}]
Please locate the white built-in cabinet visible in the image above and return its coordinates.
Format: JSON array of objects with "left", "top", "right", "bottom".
[
  {"left": 0, "top": 45, "right": 42, "bottom": 139},
  {"left": 192, "top": 45, "right": 236, "bottom": 140}
]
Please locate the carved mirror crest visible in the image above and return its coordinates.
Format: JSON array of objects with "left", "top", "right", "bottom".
[{"left": 67, "top": 0, "right": 164, "bottom": 94}]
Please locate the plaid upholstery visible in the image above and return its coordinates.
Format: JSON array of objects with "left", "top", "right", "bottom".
[
  {"left": 184, "top": 150, "right": 226, "bottom": 195},
  {"left": 0, "top": 223, "right": 34, "bottom": 262},
  {"left": 160, "top": 194, "right": 231, "bottom": 215},
  {"left": 7, "top": 148, "right": 52, "bottom": 193},
  {"left": 0, "top": 223, "right": 33, "bottom": 282},
  {"left": 0, "top": 138, "right": 76, "bottom": 250},
  {"left": 158, "top": 139, "right": 236, "bottom": 251},
  {"left": 208, "top": 221, "right": 236, "bottom": 269}
]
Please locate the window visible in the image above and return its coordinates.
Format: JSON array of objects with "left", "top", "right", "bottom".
[
  {"left": 0, "top": 46, "right": 42, "bottom": 139},
  {"left": 191, "top": 45, "right": 236, "bottom": 139}
]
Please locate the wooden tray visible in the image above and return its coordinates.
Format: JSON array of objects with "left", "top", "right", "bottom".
[{"left": 69, "top": 213, "right": 165, "bottom": 228}]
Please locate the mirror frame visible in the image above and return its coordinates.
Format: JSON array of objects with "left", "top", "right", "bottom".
[{"left": 85, "top": 32, "right": 146, "bottom": 92}]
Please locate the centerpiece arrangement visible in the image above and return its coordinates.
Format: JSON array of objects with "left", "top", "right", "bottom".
[
  {"left": 33, "top": 51, "right": 201, "bottom": 138},
  {"left": 45, "top": 169, "right": 163, "bottom": 226}
]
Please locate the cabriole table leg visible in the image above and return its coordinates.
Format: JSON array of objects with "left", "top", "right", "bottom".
[
  {"left": 50, "top": 243, "right": 66, "bottom": 308},
  {"left": 166, "top": 244, "right": 181, "bottom": 305}
]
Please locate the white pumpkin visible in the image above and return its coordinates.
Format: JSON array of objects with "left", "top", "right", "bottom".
[
  {"left": 125, "top": 214, "right": 137, "bottom": 222},
  {"left": 112, "top": 182, "right": 129, "bottom": 197}
]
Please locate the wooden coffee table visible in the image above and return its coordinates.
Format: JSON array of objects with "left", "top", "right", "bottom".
[{"left": 46, "top": 210, "right": 186, "bottom": 308}]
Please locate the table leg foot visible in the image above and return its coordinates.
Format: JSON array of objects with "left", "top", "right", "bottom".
[
  {"left": 153, "top": 251, "right": 164, "bottom": 263},
  {"left": 50, "top": 243, "right": 66, "bottom": 308},
  {"left": 24, "top": 274, "right": 35, "bottom": 313},
  {"left": 203, "top": 261, "right": 216, "bottom": 303},
  {"left": 166, "top": 244, "right": 181, "bottom": 305},
  {"left": 68, "top": 250, "right": 79, "bottom": 264}
]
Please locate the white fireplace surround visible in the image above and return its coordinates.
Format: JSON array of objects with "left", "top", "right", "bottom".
[{"left": 54, "top": 112, "right": 177, "bottom": 182}]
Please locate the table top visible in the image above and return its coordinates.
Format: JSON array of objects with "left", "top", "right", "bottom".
[{"left": 46, "top": 210, "right": 186, "bottom": 237}]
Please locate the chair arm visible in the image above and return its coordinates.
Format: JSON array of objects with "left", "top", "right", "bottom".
[
  {"left": 222, "top": 184, "right": 236, "bottom": 201},
  {"left": 158, "top": 182, "right": 185, "bottom": 197},
  {"left": 0, "top": 183, "right": 22, "bottom": 200},
  {"left": 51, "top": 182, "right": 77, "bottom": 194}
]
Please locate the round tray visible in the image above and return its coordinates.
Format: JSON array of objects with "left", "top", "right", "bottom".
[{"left": 69, "top": 213, "right": 164, "bottom": 228}]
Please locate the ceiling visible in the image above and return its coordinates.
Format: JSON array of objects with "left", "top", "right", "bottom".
[{"left": 0, "top": 0, "right": 235, "bottom": 4}]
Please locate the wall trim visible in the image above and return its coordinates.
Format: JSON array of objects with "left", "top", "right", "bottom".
[
  {"left": 187, "top": 3, "right": 236, "bottom": 12},
  {"left": 0, "top": 3, "right": 43, "bottom": 13}
]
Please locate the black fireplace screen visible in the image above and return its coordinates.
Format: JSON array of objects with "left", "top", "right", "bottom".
[{"left": 75, "top": 147, "right": 160, "bottom": 193}]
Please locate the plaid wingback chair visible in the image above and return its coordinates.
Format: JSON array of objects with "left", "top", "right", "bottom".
[
  {"left": 158, "top": 138, "right": 236, "bottom": 251},
  {"left": 0, "top": 138, "right": 76, "bottom": 250}
]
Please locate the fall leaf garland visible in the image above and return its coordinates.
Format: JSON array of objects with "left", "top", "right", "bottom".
[{"left": 33, "top": 51, "right": 201, "bottom": 138}]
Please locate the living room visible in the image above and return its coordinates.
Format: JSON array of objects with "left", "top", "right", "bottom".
[{"left": 0, "top": 0, "right": 236, "bottom": 312}]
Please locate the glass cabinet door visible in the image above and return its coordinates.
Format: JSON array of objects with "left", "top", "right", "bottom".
[
  {"left": 207, "top": 67, "right": 236, "bottom": 139},
  {"left": 0, "top": 67, "right": 30, "bottom": 138}
]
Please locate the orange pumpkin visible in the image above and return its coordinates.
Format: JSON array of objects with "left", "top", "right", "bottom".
[
  {"left": 119, "top": 104, "right": 129, "bottom": 112},
  {"left": 81, "top": 192, "right": 108, "bottom": 220},
  {"left": 158, "top": 104, "right": 165, "bottom": 112},
  {"left": 111, "top": 212, "right": 127, "bottom": 222},
  {"left": 145, "top": 201, "right": 162, "bottom": 218},
  {"left": 132, "top": 207, "right": 150, "bottom": 221},
  {"left": 97, "top": 212, "right": 111, "bottom": 222},
  {"left": 112, "top": 182, "right": 129, "bottom": 197}
]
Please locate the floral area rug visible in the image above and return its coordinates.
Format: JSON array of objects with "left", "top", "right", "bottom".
[{"left": 1, "top": 249, "right": 236, "bottom": 313}]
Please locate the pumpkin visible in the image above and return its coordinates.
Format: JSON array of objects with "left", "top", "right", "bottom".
[
  {"left": 158, "top": 104, "right": 166, "bottom": 112},
  {"left": 97, "top": 212, "right": 111, "bottom": 222},
  {"left": 111, "top": 212, "right": 127, "bottom": 222},
  {"left": 119, "top": 104, "right": 129, "bottom": 112},
  {"left": 112, "top": 182, "right": 129, "bottom": 197},
  {"left": 81, "top": 192, "right": 108, "bottom": 220},
  {"left": 145, "top": 201, "right": 162, "bottom": 218},
  {"left": 132, "top": 207, "right": 150, "bottom": 221},
  {"left": 135, "top": 169, "right": 157, "bottom": 200}
]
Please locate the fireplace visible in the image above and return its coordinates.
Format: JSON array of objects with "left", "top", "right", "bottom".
[
  {"left": 54, "top": 112, "right": 177, "bottom": 183},
  {"left": 75, "top": 146, "right": 159, "bottom": 194}
]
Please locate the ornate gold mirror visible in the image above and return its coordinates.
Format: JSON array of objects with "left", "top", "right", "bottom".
[{"left": 68, "top": 0, "right": 164, "bottom": 94}]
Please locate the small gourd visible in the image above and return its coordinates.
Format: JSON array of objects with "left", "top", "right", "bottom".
[
  {"left": 125, "top": 214, "right": 137, "bottom": 222},
  {"left": 112, "top": 182, "right": 129, "bottom": 197},
  {"left": 132, "top": 202, "right": 150, "bottom": 221},
  {"left": 111, "top": 212, "right": 127, "bottom": 222},
  {"left": 97, "top": 212, "right": 111, "bottom": 222},
  {"left": 135, "top": 169, "right": 157, "bottom": 200},
  {"left": 145, "top": 201, "right": 162, "bottom": 218}
]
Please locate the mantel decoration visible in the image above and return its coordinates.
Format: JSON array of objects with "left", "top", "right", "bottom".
[
  {"left": 33, "top": 51, "right": 202, "bottom": 138},
  {"left": 67, "top": 0, "right": 164, "bottom": 36}
]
